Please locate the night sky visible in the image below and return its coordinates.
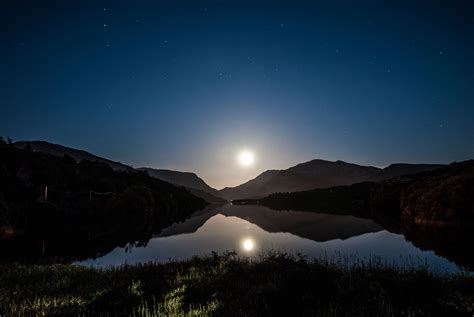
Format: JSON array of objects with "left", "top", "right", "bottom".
[{"left": 2, "top": 0, "right": 473, "bottom": 189}]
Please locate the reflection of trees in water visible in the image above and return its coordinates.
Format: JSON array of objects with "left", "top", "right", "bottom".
[
  {"left": 259, "top": 161, "right": 474, "bottom": 271},
  {"left": 0, "top": 143, "right": 206, "bottom": 263},
  {"left": 0, "top": 206, "right": 194, "bottom": 263},
  {"left": 402, "top": 225, "right": 474, "bottom": 271}
]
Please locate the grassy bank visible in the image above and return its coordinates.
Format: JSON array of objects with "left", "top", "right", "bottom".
[{"left": 1, "top": 253, "right": 473, "bottom": 316}]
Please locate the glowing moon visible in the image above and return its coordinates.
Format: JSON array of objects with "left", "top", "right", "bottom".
[
  {"left": 237, "top": 150, "right": 255, "bottom": 167},
  {"left": 242, "top": 239, "right": 255, "bottom": 251}
]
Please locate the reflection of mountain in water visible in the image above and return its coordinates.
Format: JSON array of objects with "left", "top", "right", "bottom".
[{"left": 158, "top": 204, "right": 382, "bottom": 242}]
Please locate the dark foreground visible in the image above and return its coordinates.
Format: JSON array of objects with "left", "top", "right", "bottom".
[{"left": 1, "top": 253, "right": 473, "bottom": 316}]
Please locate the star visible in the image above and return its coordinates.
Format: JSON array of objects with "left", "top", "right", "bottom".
[
  {"left": 103, "top": 23, "right": 107, "bottom": 27},
  {"left": 280, "top": 23, "right": 284, "bottom": 27},
  {"left": 439, "top": 51, "right": 443, "bottom": 55}
]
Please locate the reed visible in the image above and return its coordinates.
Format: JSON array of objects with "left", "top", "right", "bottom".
[{"left": 1, "top": 252, "right": 472, "bottom": 316}]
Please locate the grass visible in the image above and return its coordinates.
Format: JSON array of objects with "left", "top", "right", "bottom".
[{"left": 0, "top": 252, "right": 473, "bottom": 316}]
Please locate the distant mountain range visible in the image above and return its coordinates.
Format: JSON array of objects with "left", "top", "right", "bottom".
[
  {"left": 13, "top": 141, "right": 223, "bottom": 203},
  {"left": 220, "top": 160, "right": 445, "bottom": 200},
  {"left": 138, "top": 168, "right": 224, "bottom": 203},
  {"left": 14, "top": 141, "right": 133, "bottom": 172},
  {"left": 14, "top": 140, "right": 446, "bottom": 202}
]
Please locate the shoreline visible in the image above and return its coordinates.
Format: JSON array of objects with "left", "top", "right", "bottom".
[{"left": 1, "top": 253, "right": 473, "bottom": 316}]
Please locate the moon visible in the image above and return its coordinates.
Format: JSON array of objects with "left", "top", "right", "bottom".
[
  {"left": 237, "top": 150, "right": 255, "bottom": 167},
  {"left": 242, "top": 238, "right": 255, "bottom": 251}
]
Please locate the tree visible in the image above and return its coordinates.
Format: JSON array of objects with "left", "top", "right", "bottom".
[
  {"left": 0, "top": 137, "right": 5, "bottom": 145},
  {"left": 6, "top": 137, "right": 12, "bottom": 145}
]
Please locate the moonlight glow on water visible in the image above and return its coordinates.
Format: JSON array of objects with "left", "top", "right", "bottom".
[{"left": 79, "top": 204, "right": 466, "bottom": 274}]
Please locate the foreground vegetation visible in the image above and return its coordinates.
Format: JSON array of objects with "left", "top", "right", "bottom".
[{"left": 1, "top": 253, "right": 473, "bottom": 316}]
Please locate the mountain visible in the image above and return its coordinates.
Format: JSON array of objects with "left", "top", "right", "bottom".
[
  {"left": 220, "top": 170, "right": 280, "bottom": 201},
  {"left": 14, "top": 141, "right": 132, "bottom": 172},
  {"left": 0, "top": 142, "right": 206, "bottom": 262},
  {"left": 13, "top": 141, "right": 446, "bottom": 203},
  {"left": 12, "top": 141, "right": 222, "bottom": 203},
  {"left": 400, "top": 160, "right": 474, "bottom": 227},
  {"left": 255, "top": 161, "right": 473, "bottom": 269},
  {"left": 375, "top": 163, "right": 446, "bottom": 180},
  {"left": 220, "top": 159, "right": 445, "bottom": 200},
  {"left": 138, "top": 168, "right": 224, "bottom": 203},
  {"left": 220, "top": 160, "right": 379, "bottom": 200}
]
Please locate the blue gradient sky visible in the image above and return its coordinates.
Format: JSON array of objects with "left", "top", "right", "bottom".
[{"left": 2, "top": 0, "right": 473, "bottom": 188}]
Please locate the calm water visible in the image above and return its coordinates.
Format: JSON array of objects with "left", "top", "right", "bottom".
[{"left": 79, "top": 204, "right": 464, "bottom": 273}]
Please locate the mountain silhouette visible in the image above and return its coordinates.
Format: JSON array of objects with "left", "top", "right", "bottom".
[
  {"left": 14, "top": 141, "right": 133, "bottom": 172},
  {"left": 138, "top": 168, "right": 224, "bottom": 203},
  {"left": 13, "top": 141, "right": 222, "bottom": 203},
  {"left": 375, "top": 163, "right": 445, "bottom": 180},
  {"left": 220, "top": 170, "right": 280, "bottom": 201},
  {"left": 14, "top": 141, "right": 445, "bottom": 202},
  {"left": 220, "top": 159, "right": 445, "bottom": 200}
]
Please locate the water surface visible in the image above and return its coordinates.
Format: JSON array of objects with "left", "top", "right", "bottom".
[{"left": 80, "top": 204, "right": 463, "bottom": 273}]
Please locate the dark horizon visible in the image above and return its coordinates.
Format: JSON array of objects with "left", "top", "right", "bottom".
[{"left": 2, "top": 0, "right": 473, "bottom": 188}]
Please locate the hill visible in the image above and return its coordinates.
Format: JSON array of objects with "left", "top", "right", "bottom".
[
  {"left": 12, "top": 141, "right": 222, "bottom": 203},
  {"left": 14, "top": 141, "right": 132, "bottom": 172},
  {"left": 138, "top": 168, "right": 224, "bottom": 203},
  {"left": 0, "top": 142, "right": 206, "bottom": 261},
  {"left": 220, "top": 159, "right": 445, "bottom": 200},
  {"left": 220, "top": 170, "right": 280, "bottom": 200},
  {"left": 256, "top": 160, "right": 474, "bottom": 269},
  {"left": 375, "top": 163, "right": 445, "bottom": 180}
]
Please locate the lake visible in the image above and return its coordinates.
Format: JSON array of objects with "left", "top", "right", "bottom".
[{"left": 79, "top": 204, "right": 466, "bottom": 273}]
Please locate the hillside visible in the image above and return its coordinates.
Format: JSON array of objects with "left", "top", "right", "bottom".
[
  {"left": 221, "top": 159, "right": 445, "bottom": 200},
  {"left": 260, "top": 160, "right": 474, "bottom": 228},
  {"left": 256, "top": 161, "right": 474, "bottom": 269},
  {"left": 14, "top": 141, "right": 132, "bottom": 172},
  {"left": 220, "top": 170, "right": 280, "bottom": 200},
  {"left": 400, "top": 160, "right": 474, "bottom": 227},
  {"left": 12, "top": 141, "right": 222, "bottom": 203},
  {"left": 375, "top": 163, "right": 446, "bottom": 180},
  {"left": 138, "top": 168, "right": 224, "bottom": 203},
  {"left": 0, "top": 142, "right": 206, "bottom": 261}
]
